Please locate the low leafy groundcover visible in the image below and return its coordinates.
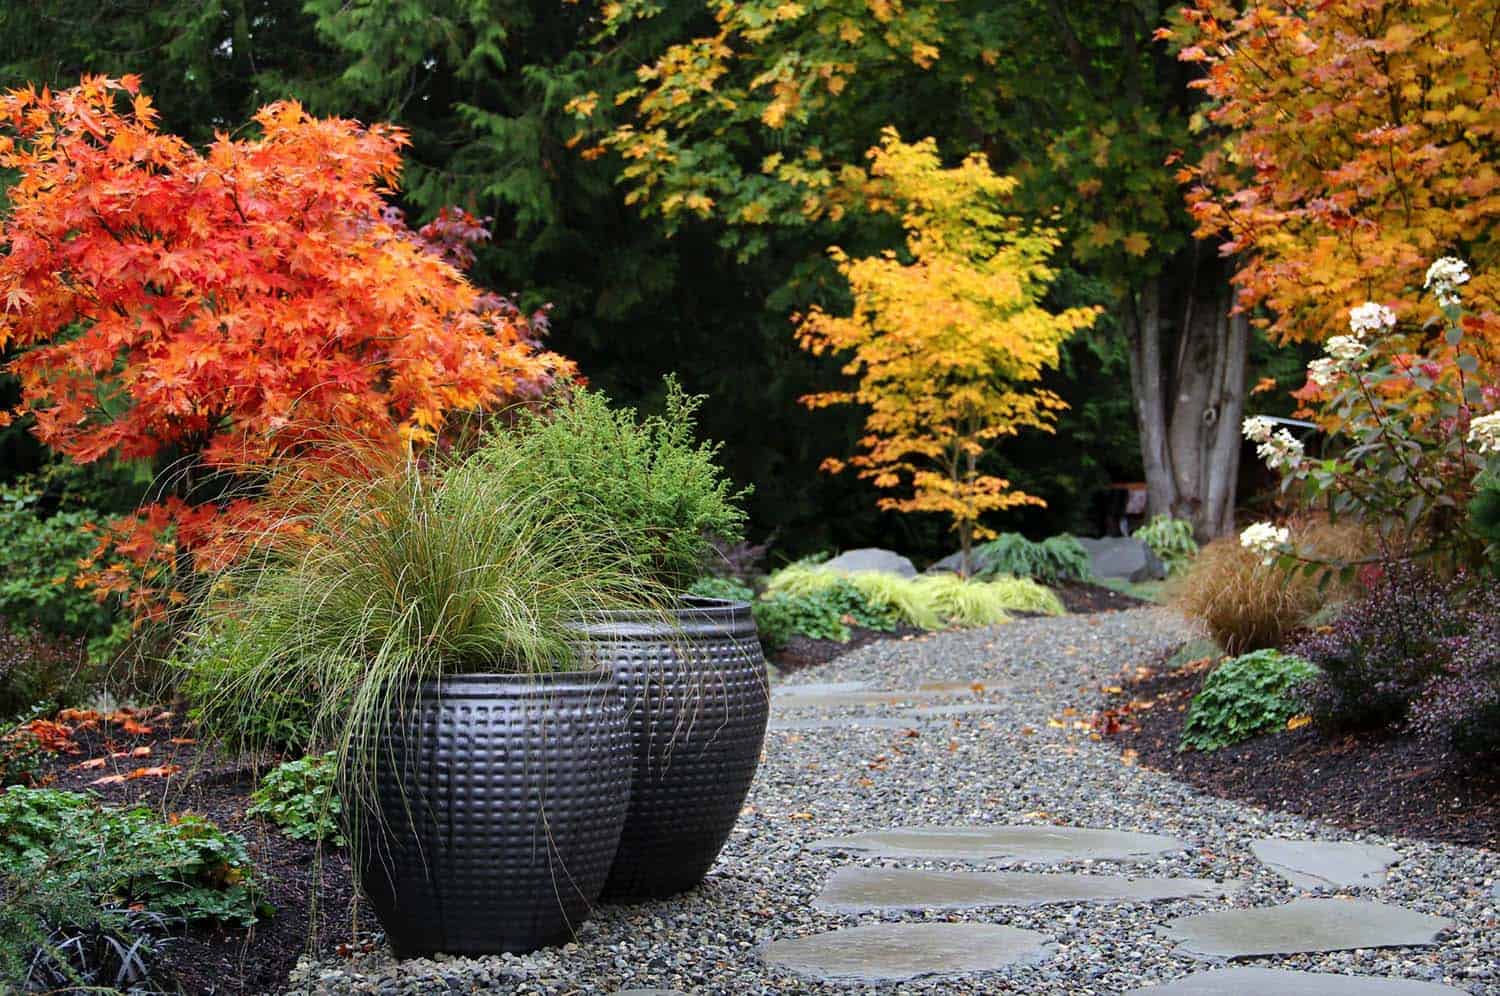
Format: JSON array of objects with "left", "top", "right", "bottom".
[
  {"left": 1, "top": 707, "right": 362, "bottom": 994},
  {"left": 1101, "top": 653, "right": 1500, "bottom": 849}
]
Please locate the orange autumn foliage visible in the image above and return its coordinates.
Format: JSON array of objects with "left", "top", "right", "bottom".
[
  {"left": 0, "top": 76, "right": 573, "bottom": 618},
  {"left": 1177, "top": 1, "right": 1500, "bottom": 346}
]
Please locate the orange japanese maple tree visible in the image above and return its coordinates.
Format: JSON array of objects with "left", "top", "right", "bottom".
[
  {"left": 1175, "top": 0, "right": 1500, "bottom": 345},
  {"left": 0, "top": 76, "right": 572, "bottom": 617}
]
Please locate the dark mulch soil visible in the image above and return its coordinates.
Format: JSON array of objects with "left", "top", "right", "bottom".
[
  {"left": 1053, "top": 581, "right": 1148, "bottom": 615},
  {"left": 20, "top": 709, "right": 364, "bottom": 994},
  {"left": 1103, "top": 658, "right": 1500, "bottom": 850}
]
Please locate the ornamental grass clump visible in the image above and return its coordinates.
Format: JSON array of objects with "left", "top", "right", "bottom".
[
  {"left": 470, "top": 378, "right": 749, "bottom": 591},
  {"left": 762, "top": 562, "right": 1063, "bottom": 634},
  {"left": 970, "top": 532, "right": 1092, "bottom": 585},
  {"left": 184, "top": 441, "right": 668, "bottom": 774}
]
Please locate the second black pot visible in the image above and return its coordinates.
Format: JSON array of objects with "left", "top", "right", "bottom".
[
  {"left": 356, "top": 669, "right": 631, "bottom": 956},
  {"left": 572, "top": 595, "right": 770, "bottom": 901}
]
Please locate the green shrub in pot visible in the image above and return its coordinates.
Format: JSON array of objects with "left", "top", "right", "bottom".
[{"left": 471, "top": 380, "right": 769, "bottom": 901}]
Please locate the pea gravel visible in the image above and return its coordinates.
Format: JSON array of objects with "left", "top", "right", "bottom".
[{"left": 283, "top": 608, "right": 1500, "bottom": 994}]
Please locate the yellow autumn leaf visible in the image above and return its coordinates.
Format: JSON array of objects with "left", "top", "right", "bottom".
[
  {"left": 1287, "top": 714, "right": 1312, "bottom": 730},
  {"left": 1122, "top": 232, "right": 1151, "bottom": 257}
]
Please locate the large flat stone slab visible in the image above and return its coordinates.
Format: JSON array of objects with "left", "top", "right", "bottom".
[
  {"left": 809, "top": 825, "right": 1190, "bottom": 864},
  {"left": 1157, "top": 899, "right": 1454, "bottom": 960},
  {"left": 1123, "top": 967, "right": 1468, "bottom": 994},
  {"left": 772, "top": 680, "right": 981, "bottom": 710},
  {"left": 814, "top": 867, "right": 1235, "bottom": 913},
  {"left": 824, "top": 547, "right": 918, "bottom": 577},
  {"left": 769, "top": 716, "right": 917, "bottom": 732},
  {"left": 761, "top": 922, "right": 1052, "bottom": 984},
  {"left": 909, "top": 702, "right": 1009, "bottom": 718},
  {"left": 1251, "top": 838, "right": 1399, "bottom": 890}
]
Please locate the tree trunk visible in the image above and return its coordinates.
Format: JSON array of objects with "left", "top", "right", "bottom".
[{"left": 1124, "top": 253, "right": 1249, "bottom": 541}]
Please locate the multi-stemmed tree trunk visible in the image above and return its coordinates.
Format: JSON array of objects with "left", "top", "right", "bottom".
[{"left": 1124, "top": 249, "right": 1248, "bottom": 540}]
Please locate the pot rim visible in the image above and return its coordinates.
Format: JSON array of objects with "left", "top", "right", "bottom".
[{"left": 567, "top": 594, "right": 757, "bottom": 641}]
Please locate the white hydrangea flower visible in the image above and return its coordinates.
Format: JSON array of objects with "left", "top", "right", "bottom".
[
  {"left": 1468, "top": 412, "right": 1500, "bottom": 455},
  {"left": 1324, "top": 335, "right": 1366, "bottom": 364},
  {"left": 1347, "top": 302, "right": 1396, "bottom": 337},
  {"left": 1425, "top": 256, "right": 1471, "bottom": 308},
  {"left": 1239, "top": 521, "right": 1290, "bottom": 566},
  {"left": 1307, "top": 356, "right": 1340, "bottom": 388},
  {"left": 1241, "top": 415, "right": 1276, "bottom": 443},
  {"left": 1256, "top": 428, "right": 1304, "bottom": 471}
]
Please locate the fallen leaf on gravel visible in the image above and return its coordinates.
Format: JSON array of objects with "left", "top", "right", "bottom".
[
  {"left": 947, "top": 740, "right": 959, "bottom": 753},
  {"left": 117, "top": 718, "right": 153, "bottom": 736},
  {"left": 74, "top": 757, "right": 107, "bottom": 770},
  {"left": 787, "top": 812, "right": 814, "bottom": 820},
  {"left": 1102, "top": 685, "right": 1123, "bottom": 694},
  {"left": 1121, "top": 749, "right": 1140, "bottom": 766},
  {"left": 91, "top": 774, "right": 127, "bottom": 786},
  {"left": 1047, "top": 718, "right": 1066, "bottom": 729},
  {"left": 1287, "top": 714, "right": 1312, "bottom": 730},
  {"left": 57, "top": 708, "right": 102, "bottom": 723},
  {"left": 169, "top": 737, "right": 197, "bottom": 745},
  {"left": 1020, "top": 726, "right": 1036, "bottom": 736},
  {"left": 900, "top": 728, "right": 920, "bottom": 738},
  {"left": 9, "top": 719, "right": 81, "bottom": 754}
]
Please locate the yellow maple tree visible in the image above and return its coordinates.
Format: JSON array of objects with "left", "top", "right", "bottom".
[{"left": 797, "top": 128, "right": 1099, "bottom": 568}]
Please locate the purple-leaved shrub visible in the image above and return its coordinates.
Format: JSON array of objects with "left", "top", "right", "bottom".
[
  {"left": 1293, "top": 564, "right": 1465, "bottom": 731},
  {"left": 1412, "top": 588, "right": 1500, "bottom": 756}
]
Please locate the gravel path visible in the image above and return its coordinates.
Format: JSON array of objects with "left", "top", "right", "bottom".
[{"left": 285, "top": 608, "right": 1499, "bottom": 994}]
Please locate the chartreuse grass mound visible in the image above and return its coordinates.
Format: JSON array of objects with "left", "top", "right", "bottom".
[{"left": 764, "top": 561, "right": 1064, "bottom": 632}]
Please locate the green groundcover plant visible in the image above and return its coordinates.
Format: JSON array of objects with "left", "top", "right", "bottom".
[
  {"left": 0, "top": 787, "right": 259, "bottom": 988},
  {"left": 249, "top": 752, "right": 344, "bottom": 846},
  {"left": 473, "top": 378, "right": 749, "bottom": 591},
  {"left": 1180, "top": 650, "right": 1321, "bottom": 752}
]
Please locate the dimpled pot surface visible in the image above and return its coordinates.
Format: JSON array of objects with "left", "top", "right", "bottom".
[
  {"left": 357, "top": 670, "right": 631, "bottom": 956},
  {"left": 574, "top": 597, "right": 770, "bottom": 901}
]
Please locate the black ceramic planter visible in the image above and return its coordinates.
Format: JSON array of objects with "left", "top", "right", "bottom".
[
  {"left": 572, "top": 596, "right": 770, "bottom": 901},
  {"left": 356, "top": 670, "right": 631, "bottom": 957}
]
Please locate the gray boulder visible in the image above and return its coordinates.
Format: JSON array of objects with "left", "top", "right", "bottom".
[
  {"left": 1077, "top": 537, "right": 1167, "bottom": 582},
  {"left": 824, "top": 547, "right": 918, "bottom": 578}
]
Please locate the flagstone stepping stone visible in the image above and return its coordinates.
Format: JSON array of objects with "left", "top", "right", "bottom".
[
  {"left": 1122, "top": 967, "right": 1467, "bottom": 994},
  {"left": 772, "top": 680, "right": 980, "bottom": 710},
  {"left": 813, "top": 867, "right": 1236, "bottom": 913},
  {"left": 809, "top": 825, "right": 1190, "bottom": 864},
  {"left": 768, "top": 716, "right": 917, "bottom": 732},
  {"left": 908, "top": 702, "right": 1009, "bottom": 718},
  {"left": 761, "top": 922, "right": 1053, "bottom": 984},
  {"left": 1156, "top": 899, "right": 1454, "bottom": 960},
  {"left": 1251, "top": 838, "right": 1399, "bottom": 890}
]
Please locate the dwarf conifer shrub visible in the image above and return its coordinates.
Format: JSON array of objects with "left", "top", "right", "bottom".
[{"left": 1180, "top": 650, "right": 1320, "bottom": 751}]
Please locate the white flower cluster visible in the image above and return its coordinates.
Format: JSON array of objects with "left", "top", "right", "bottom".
[
  {"left": 1468, "top": 412, "right": 1500, "bottom": 456},
  {"left": 1324, "top": 334, "right": 1366, "bottom": 364},
  {"left": 1241, "top": 415, "right": 1276, "bottom": 443},
  {"left": 1425, "top": 256, "right": 1471, "bottom": 308},
  {"left": 1348, "top": 301, "right": 1396, "bottom": 336},
  {"left": 1307, "top": 356, "right": 1340, "bottom": 388},
  {"left": 1240, "top": 521, "right": 1289, "bottom": 566},
  {"left": 1256, "top": 428, "right": 1304, "bottom": 471}
]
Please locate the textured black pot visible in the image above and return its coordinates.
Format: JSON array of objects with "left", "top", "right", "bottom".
[
  {"left": 572, "top": 596, "right": 770, "bottom": 901},
  {"left": 356, "top": 670, "right": 631, "bottom": 957}
]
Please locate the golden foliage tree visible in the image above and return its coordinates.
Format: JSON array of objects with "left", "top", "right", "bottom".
[{"left": 797, "top": 129, "right": 1099, "bottom": 567}]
